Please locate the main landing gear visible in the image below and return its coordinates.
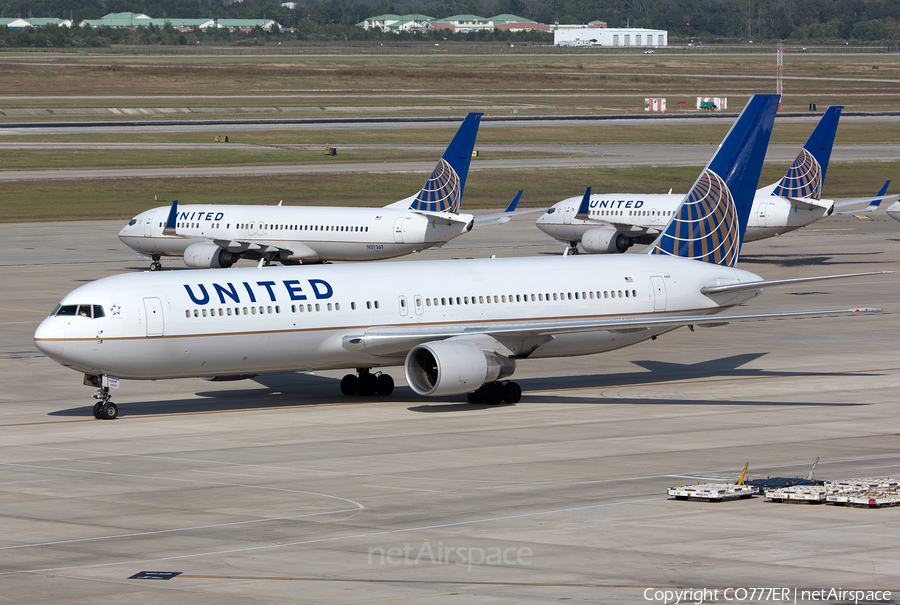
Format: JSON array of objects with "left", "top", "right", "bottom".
[
  {"left": 91, "top": 387, "right": 119, "bottom": 420},
  {"left": 566, "top": 243, "right": 579, "bottom": 256},
  {"left": 467, "top": 380, "right": 522, "bottom": 405},
  {"left": 340, "top": 368, "right": 394, "bottom": 397},
  {"left": 149, "top": 254, "right": 162, "bottom": 271}
]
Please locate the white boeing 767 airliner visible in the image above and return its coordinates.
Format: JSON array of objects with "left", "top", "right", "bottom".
[
  {"left": 117, "top": 113, "right": 521, "bottom": 270},
  {"left": 536, "top": 106, "right": 898, "bottom": 254},
  {"left": 35, "top": 96, "right": 887, "bottom": 419}
]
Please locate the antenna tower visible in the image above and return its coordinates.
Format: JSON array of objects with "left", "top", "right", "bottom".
[{"left": 776, "top": 43, "right": 784, "bottom": 108}]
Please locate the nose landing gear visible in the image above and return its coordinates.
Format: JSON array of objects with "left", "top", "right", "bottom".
[{"left": 91, "top": 386, "right": 119, "bottom": 419}]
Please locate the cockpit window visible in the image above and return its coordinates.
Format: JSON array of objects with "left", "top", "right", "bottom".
[
  {"left": 547, "top": 207, "right": 556, "bottom": 214},
  {"left": 128, "top": 218, "right": 137, "bottom": 226},
  {"left": 52, "top": 304, "right": 104, "bottom": 318}
]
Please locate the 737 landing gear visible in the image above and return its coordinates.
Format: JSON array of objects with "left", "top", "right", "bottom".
[
  {"left": 566, "top": 242, "right": 579, "bottom": 256},
  {"left": 149, "top": 254, "right": 162, "bottom": 271},
  {"left": 91, "top": 387, "right": 118, "bottom": 420},
  {"left": 340, "top": 368, "right": 394, "bottom": 397},
  {"left": 467, "top": 380, "right": 522, "bottom": 405}
]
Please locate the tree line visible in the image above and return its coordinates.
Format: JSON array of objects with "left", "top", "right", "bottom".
[{"left": 0, "top": 0, "right": 897, "bottom": 44}]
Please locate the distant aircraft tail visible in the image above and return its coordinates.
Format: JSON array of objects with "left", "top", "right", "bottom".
[
  {"left": 771, "top": 106, "right": 842, "bottom": 200},
  {"left": 407, "top": 112, "right": 482, "bottom": 214},
  {"left": 649, "top": 94, "right": 779, "bottom": 267},
  {"left": 163, "top": 200, "right": 178, "bottom": 236}
]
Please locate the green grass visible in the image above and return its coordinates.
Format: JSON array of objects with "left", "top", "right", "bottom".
[
  {"left": 0, "top": 148, "right": 539, "bottom": 171},
  {"left": 2, "top": 162, "right": 895, "bottom": 222}
]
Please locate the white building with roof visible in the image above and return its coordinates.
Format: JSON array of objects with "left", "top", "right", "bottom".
[{"left": 554, "top": 27, "right": 666, "bottom": 47}]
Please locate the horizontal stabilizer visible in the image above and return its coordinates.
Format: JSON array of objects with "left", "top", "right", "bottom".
[
  {"left": 700, "top": 271, "right": 894, "bottom": 296},
  {"left": 473, "top": 191, "right": 546, "bottom": 226},
  {"left": 788, "top": 197, "right": 832, "bottom": 211},
  {"left": 833, "top": 180, "right": 899, "bottom": 214},
  {"left": 411, "top": 211, "right": 474, "bottom": 227}
]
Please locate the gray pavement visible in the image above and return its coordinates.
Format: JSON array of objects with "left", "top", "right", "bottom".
[
  {"left": 1, "top": 212, "right": 899, "bottom": 603},
  {"left": 2, "top": 144, "right": 899, "bottom": 182}
]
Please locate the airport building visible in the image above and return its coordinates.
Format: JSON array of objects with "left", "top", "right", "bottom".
[
  {"left": 357, "top": 13, "right": 549, "bottom": 34},
  {"left": 554, "top": 27, "right": 667, "bottom": 47},
  {"left": 357, "top": 14, "right": 436, "bottom": 33},
  {"left": 78, "top": 12, "right": 281, "bottom": 32},
  {"left": 0, "top": 17, "right": 74, "bottom": 29}
]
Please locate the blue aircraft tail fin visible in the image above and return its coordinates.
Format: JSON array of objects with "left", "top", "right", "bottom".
[
  {"left": 772, "top": 106, "right": 842, "bottom": 199},
  {"left": 650, "top": 94, "right": 780, "bottom": 267},
  {"left": 408, "top": 113, "right": 483, "bottom": 214},
  {"left": 163, "top": 200, "right": 178, "bottom": 236}
]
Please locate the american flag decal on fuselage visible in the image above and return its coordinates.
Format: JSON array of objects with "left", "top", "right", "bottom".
[
  {"left": 771, "top": 148, "right": 823, "bottom": 199},
  {"left": 651, "top": 169, "right": 741, "bottom": 267},
  {"left": 410, "top": 158, "right": 461, "bottom": 213}
]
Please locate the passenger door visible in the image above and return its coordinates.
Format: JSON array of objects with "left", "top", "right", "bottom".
[
  {"left": 650, "top": 276, "right": 666, "bottom": 312},
  {"left": 143, "top": 297, "right": 164, "bottom": 337}
]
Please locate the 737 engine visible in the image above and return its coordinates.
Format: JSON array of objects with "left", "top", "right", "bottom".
[
  {"left": 183, "top": 242, "right": 239, "bottom": 269},
  {"left": 404, "top": 341, "right": 516, "bottom": 396},
  {"left": 581, "top": 226, "right": 634, "bottom": 254}
]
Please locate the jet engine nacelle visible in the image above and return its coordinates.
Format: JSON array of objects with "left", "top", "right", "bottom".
[
  {"left": 581, "top": 227, "right": 634, "bottom": 254},
  {"left": 183, "top": 242, "right": 239, "bottom": 269},
  {"left": 404, "top": 341, "right": 516, "bottom": 396}
]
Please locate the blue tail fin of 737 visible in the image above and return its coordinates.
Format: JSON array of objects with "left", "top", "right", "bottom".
[
  {"left": 408, "top": 112, "right": 483, "bottom": 214},
  {"left": 163, "top": 200, "right": 178, "bottom": 236},
  {"left": 650, "top": 94, "right": 780, "bottom": 267},
  {"left": 772, "top": 105, "right": 842, "bottom": 199}
]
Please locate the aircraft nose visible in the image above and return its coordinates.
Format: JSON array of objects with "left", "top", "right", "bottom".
[{"left": 34, "top": 317, "right": 65, "bottom": 359}]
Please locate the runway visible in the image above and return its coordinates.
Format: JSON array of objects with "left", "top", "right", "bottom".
[
  {"left": 2, "top": 213, "right": 899, "bottom": 603},
  {"left": 1, "top": 144, "right": 899, "bottom": 181}
]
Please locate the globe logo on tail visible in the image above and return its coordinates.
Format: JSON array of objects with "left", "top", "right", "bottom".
[
  {"left": 411, "top": 159, "right": 461, "bottom": 213},
  {"left": 652, "top": 169, "right": 741, "bottom": 267},
  {"left": 772, "top": 148, "right": 823, "bottom": 199}
]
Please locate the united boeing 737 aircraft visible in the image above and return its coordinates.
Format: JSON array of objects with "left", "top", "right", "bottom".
[
  {"left": 536, "top": 106, "right": 899, "bottom": 254},
  {"left": 118, "top": 113, "right": 519, "bottom": 270},
  {"left": 888, "top": 201, "right": 900, "bottom": 223},
  {"left": 35, "top": 96, "right": 886, "bottom": 420}
]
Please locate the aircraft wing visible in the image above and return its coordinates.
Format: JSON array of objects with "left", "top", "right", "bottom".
[
  {"left": 210, "top": 238, "right": 318, "bottom": 258},
  {"left": 344, "top": 269, "right": 891, "bottom": 357},
  {"left": 342, "top": 307, "right": 880, "bottom": 357},
  {"left": 833, "top": 180, "right": 900, "bottom": 214}
]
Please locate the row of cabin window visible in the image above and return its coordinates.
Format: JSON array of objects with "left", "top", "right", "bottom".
[
  {"left": 170, "top": 222, "right": 370, "bottom": 233},
  {"left": 185, "top": 301, "right": 381, "bottom": 318},
  {"left": 422, "top": 289, "right": 639, "bottom": 307},
  {"left": 589, "top": 210, "right": 675, "bottom": 218},
  {"left": 187, "top": 305, "right": 281, "bottom": 318},
  {"left": 232, "top": 224, "right": 370, "bottom": 233},
  {"left": 183, "top": 289, "right": 638, "bottom": 319}
]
